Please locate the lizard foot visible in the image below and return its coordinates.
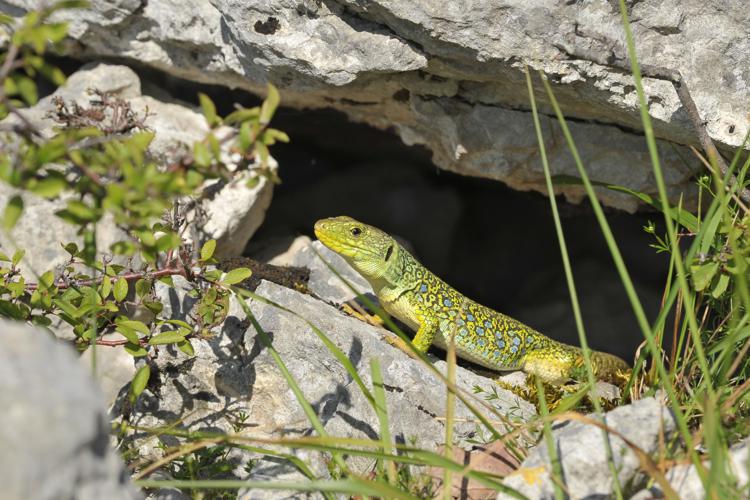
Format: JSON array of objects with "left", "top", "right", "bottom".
[
  {"left": 339, "top": 301, "right": 384, "bottom": 328},
  {"left": 383, "top": 334, "right": 420, "bottom": 360}
]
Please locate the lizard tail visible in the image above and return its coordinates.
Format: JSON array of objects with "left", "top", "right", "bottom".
[{"left": 523, "top": 341, "right": 631, "bottom": 386}]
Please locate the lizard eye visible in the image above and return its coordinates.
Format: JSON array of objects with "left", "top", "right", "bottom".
[{"left": 350, "top": 227, "right": 362, "bottom": 237}]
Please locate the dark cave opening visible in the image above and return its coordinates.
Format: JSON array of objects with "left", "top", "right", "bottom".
[{"left": 50, "top": 58, "right": 668, "bottom": 360}]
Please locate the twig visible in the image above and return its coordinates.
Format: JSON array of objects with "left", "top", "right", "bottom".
[
  {"left": 25, "top": 266, "right": 186, "bottom": 291},
  {"left": 555, "top": 44, "right": 750, "bottom": 202}
]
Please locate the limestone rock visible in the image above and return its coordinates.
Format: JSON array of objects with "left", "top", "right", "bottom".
[
  {"left": 499, "top": 397, "right": 676, "bottom": 499},
  {"left": 0, "top": 319, "right": 140, "bottom": 500},
  {"left": 290, "top": 240, "right": 374, "bottom": 305},
  {"left": 5, "top": 1, "right": 748, "bottom": 209},
  {"left": 631, "top": 438, "right": 750, "bottom": 500},
  {"left": 125, "top": 278, "right": 534, "bottom": 482}
]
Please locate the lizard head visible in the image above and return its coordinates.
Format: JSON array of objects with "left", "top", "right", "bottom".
[{"left": 314, "top": 216, "right": 398, "bottom": 281}]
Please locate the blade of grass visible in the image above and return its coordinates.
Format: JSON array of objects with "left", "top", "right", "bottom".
[
  {"left": 538, "top": 71, "right": 703, "bottom": 476},
  {"left": 137, "top": 478, "right": 417, "bottom": 499},
  {"left": 535, "top": 379, "right": 565, "bottom": 500},
  {"left": 525, "top": 65, "right": 625, "bottom": 499},
  {"left": 615, "top": 0, "right": 713, "bottom": 398},
  {"left": 370, "top": 359, "right": 397, "bottom": 484},
  {"left": 130, "top": 424, "right": 532, "bottom": 498},
  {"left": 232, "top": 286, "right": 376, "bottom": 408},
  {"left": 233, "top": 294, "right": 350, "bottom": 475},
  {"left": 442, "top": 306, "right": 459, "bottom": 500}
]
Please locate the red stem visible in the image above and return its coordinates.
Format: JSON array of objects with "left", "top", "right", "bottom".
[{"left": 26, "top": 266, "right": 186, "bottom": 291}]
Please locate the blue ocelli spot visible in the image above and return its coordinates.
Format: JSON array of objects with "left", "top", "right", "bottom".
[
  {"left": 513, "top": 336, "right": 521, "bottom": 346},
  {"left": 526, "top": 335, "right": 535, "bottom": 345},
  {"left": 443, "top": 298, "right": 452, "bottom": 307},
  {"left": 466, "top": 314, "right": 475, "bottom": 322},
  {"left": 456, "top": 319, "right": 465, "bottom": 326},
  {"left": 510, "top": 345, "right": 518, "bottom": 353},
  {"left": 476, "top": 327, "right": 484, "bottom": 336},
  {"left": 477, "top": 339, "right": 486, "bottom": 347},
  {"left": 420, "top": 284, "right": 428, "bottom": 293},
  {"left": 495, "top": 337, "right": 505, "bottom": 349},
  {"left": 484, "top": 320, "right": 492, "bottom": 328},
  {"left": 493, "top": 350, "right": 502, "bottom": 358}
]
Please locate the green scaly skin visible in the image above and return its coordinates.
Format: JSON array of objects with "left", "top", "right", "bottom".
[{"left": 314, "top": 216, "right": 630, "bottom": 385}]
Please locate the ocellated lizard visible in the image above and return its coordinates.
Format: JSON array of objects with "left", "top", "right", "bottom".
[{"left": 314, "top": 216, "right": 630, "bottom": 385}]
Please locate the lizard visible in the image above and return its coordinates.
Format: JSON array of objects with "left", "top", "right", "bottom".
[{"left": 314, "top": 216, "right": 630, "bottom": 385}]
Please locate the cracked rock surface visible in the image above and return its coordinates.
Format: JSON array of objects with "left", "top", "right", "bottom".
[
  {"left": 122, "top": 277, "right": 534, "bottom": 480},
  {"left": 499, "top": 397, "right": 676, "bottom": 499},
  {"left": 5, "top": 0, "right": 749, "bottom": 209}
]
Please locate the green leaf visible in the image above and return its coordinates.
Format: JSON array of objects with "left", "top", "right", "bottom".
[
  {"left": 0, "top": 300, "right": 27, "bottom": 320},
  {"left": 29, "top": 176, "right": 66, "bottom": 198},
  {"left": 117, "top": 319, "right": 150, "bottom": 335},
  {"left": 193, "top": 141, "right": 211, "bottom": 167},
  {"left": 177, "top": 339, "right": 195, "bottom": 356},
  {"left": 225, "top": 106, "right": 260, "bottom": 125},
  {"left": 202, "top": 287, "right": 218, "bottom": 305},
  {"left": 39, "top": 270, "right": 55, "bottom": 288},
  {"left": 203, "top": 269, "right": 222, "bottom": 282},
  {"left": 143, "top": 300, "right": 163, "bottom": 314},
  {"left": 200, "top": 239, "right": 216, "bottom": 261},
  {"left": 135, "top": 279, "right": 152, "bottom": 299},
  {"left": 56, "top": 200, "right": 100, "bottom": 223},
  {"left": 62, "top": 242, "right": 79, "bottom": 256},
  {"left": 116, "top": 325, "right": 140, "bottom": 344},
  {"left": 712, "top": 273, "right": 730, "bottom": 299},
  {"left": 3, "top": 195, "right": 24, "bottom": 231},
  {"left": 157, "top": 275, "right": 174, "bottom": 287},
  {"left": 130, "top": 365, "right": 150, "bottom": 399},
  {"left": 100, "top": 275, "right": 112, "bottom": 299},
  {"left": 264, "top": 128, "right": 290, "bottom": 144},
  {"left": 239, "top": 122, "right": 252, "bottom": 151},
  {"left": 53, "top": 298, "right": 77, "bottom": 317},
  {"left": 198, "top": 93, "right": 219, "bottom": 127},
  {"left": 13, "top": 74, "right": 38, "bottom": 105},
  {"left": 260, "top": 83, "right": 280, "bottom": 124},
  {"left": 691, "top": 262, "right": 719, "bottom": 292},
  {"left": 148, "top": 330, "right": 188, "bottom": 345},
  {"left": 113, "top": 277, "right": 128, "bottom": 302},
  {"left": 606, "top": 185, "right": 699, "bottom": 233},
  {"left": 124, "top": 342, "right": 148, "bottom": 357},
  {"left": 11, "top": 249, "right": 24, "bottom": 266},
  {"left": 221, "top": 267, "right": 252, "bottom": 285},
  {"left": 31, "top": 315, "right": 52, "bottom": 327}
]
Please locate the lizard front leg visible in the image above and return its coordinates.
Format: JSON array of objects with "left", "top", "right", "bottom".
[{"left": 385, "top": 316, "right": 440, "bottom": 358}]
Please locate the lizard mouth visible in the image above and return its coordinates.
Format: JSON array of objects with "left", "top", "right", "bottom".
[{"left": 314, "top": 219, "right": 356, "bottom": 257}]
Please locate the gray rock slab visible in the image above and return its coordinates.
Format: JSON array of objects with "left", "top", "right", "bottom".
[
  {"left": 5, "top": 1, "right": 748, "bottom": 209},
  {"left": 0, "top": 319, "right": 140, "bottom": 500},
  {"left": 499, "top": 397, "right": 676, "bottom": 499},
  {"left": 631, "top": 438, "right": 750, "bottom": 500},
  {"left": 290, "top": 240, "right": 374, "bottom": 305},
  {"left": 127, "top": 279, "right": 534, "bottom": 483}
]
